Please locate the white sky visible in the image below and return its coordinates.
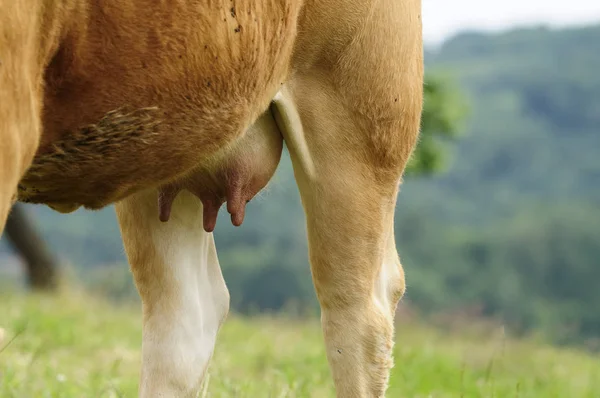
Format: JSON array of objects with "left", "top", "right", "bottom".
[{"left": 423, "top": 0, "right": 600, "bottom": 44}]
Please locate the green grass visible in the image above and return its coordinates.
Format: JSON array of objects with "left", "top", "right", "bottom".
[{"left": 1, "top": 291, "right": 599, "bottom": 397}]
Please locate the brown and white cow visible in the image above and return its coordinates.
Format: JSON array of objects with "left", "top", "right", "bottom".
[{"left": 0, "top": 0, "right": 423, "bottom": 396}]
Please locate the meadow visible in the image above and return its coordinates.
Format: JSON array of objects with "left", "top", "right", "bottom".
[{"left": 1, "top": 290, "right": 599, "bottom": 397}]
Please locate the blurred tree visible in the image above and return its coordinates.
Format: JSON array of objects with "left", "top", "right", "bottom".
[
  {"left": 4, "top": 204, "right": 58, "bottom": 290},
  {"left": 405, "top": 74, "right": 469, "bottom": 176}
]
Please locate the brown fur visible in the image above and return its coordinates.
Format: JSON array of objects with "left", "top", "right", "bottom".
[
  {"left": 15, "top": 0, "right": 299, "bottom": 211},
  {"left": 0, "top": 0, "right": 423, "bottom": 396}
]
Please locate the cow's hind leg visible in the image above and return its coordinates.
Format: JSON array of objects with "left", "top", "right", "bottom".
[
  {"left": 275, "top": 82, "right": 421, "bottom": 396},
  {"left": 115, "top": 190, "right": 229, "bottom": 397},
  {"left": 273, "top": 5, "right": 423, "bottom": 395},
  {"left": 0, "top": 0, "right": 44, "bottom": 230}
]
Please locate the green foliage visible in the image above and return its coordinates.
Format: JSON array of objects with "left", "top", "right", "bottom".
[
  {"left": 2, "top": 292, "right": 600, "bottom": 397},
  {"left": 406, "top": 74, "right": 469, "bottom": 176},
  {"left": 394, "top": 24, "right": 600, "bottom": 345}
]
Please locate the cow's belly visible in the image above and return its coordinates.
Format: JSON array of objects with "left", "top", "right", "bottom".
[
  {"left": 18, "top": 0, "right": 300, "bottom": 215},
  {"left": 19, "top": 106, "right": 284, "bottom": 227}
]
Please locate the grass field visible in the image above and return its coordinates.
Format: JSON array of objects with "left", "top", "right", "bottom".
[{"left": 1, "top": 291, "right": 599, "bottom": 397}]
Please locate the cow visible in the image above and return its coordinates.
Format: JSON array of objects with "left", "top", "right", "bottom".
[{"left": 0, "top": 0, "right": 424, "bottom": 396}]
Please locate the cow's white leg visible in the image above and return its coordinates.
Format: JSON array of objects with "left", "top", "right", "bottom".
[{"left": 115, "top": 190, "right": 229, "bottom": 397}]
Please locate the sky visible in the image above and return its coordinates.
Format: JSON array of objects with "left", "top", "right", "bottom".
[{"left": 423, "top": 0, "right": 600, "bottom": 44}]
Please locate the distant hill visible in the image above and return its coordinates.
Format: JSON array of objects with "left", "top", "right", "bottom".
[
  {"left": 414, "top": 24, "right": 600, "bottom": 224},
  {"left": 398, "top": 24, "right": 600, "bottom": 344}
]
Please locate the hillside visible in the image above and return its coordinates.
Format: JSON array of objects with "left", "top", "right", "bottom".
[
  {"left": 2, "top": 24, "right": 600, "bottom": 343},
  {"left": 397, "top": 24, "right": 600, "bottom": 343},
  {"left": 418, "top": 24, "right": 600, "bottom": 221}
]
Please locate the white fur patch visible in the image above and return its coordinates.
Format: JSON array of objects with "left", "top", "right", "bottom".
[{"left": 134, "top": 191, "right": 230, "bottom": 397}]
